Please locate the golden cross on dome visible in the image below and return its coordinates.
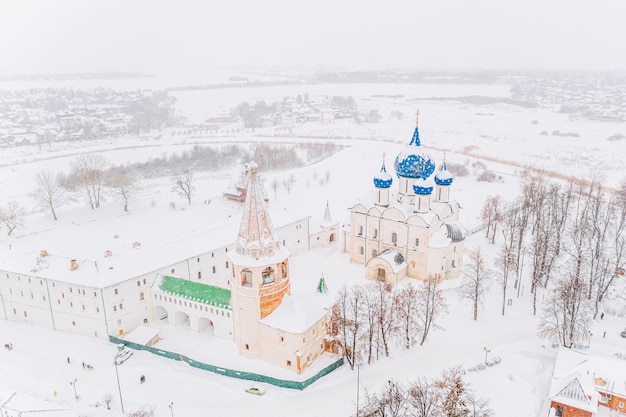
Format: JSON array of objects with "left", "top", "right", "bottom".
[
  {"left": 382, "top": 152, "right": 386, "bottom": 164},
  {"left": 415, "top": 109, "right": 420, "bottom": 126}
]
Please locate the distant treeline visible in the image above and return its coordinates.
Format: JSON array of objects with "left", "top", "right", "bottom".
[{"left": 111, "top": 142, "right": 344, "bottom": 178}]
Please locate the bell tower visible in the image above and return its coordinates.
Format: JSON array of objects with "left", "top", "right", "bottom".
[{"left": 229, "top": 162, "right": 291, "bottom": 357}]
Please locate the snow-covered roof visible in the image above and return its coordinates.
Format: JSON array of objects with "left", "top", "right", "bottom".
[
  {"left": 429, "top": 225, "right": 452, "bottom": 249},
  {"left": 0, "top": 196, "right": 301, "bottom": 288},
  {"left": 349, "top": 190, "right": 457, "bottom": 228},
  {"left": 376, "top": 249, "right": 407, "bottom": 273},
  {"left": 228, "top": 245, "right": 290, "bottom": 268},
  {"left": 445, "top": 222, "right": 466, "bottom": 242},
  {"left": 550, "top": 348, "right": 626, "bottom": 411},
  {"left": 260, "top": 293, "right": 328, "bottom": 334},
  {"left": 121, "top": 325, "right": 160, "bottom": 346}
]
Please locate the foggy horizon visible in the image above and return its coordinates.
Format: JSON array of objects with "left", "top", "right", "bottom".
[{"left": 2, "top": 0, "right": 626, "bottom": 77}]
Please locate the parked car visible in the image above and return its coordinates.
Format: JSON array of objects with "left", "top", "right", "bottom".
[
  {"left": 245, "top": 386, "right": 265, "bottom": 396},
  {"left": 114, "top": 349, "right": 133, "bottom": 365},
  {"left": 620, "top": 329, "right": 626, "bottom": 338}
]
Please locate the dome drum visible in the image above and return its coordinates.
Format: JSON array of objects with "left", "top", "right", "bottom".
[{"left": 434, "top": 176, "right": 453, "bottom": 186}]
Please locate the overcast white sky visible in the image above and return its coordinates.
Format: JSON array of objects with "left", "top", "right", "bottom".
[{"left": 1, "top": 0, "right": 626, "bottom": 75}]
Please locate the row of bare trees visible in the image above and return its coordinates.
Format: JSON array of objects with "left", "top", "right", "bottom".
[
  {"left": 358, "top": 368, "right": 492, "bottom": 417},
  {"left": 0, "top": 156, "right": 198, "bottom": 236},
  {"left": 331, "top": 276, "right": 448, "bottom": 370},
  {"left": 481, "top": 174, "right": 626, "bottom": 347}
]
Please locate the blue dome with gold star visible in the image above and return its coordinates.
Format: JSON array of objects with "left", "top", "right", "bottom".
[
  {"left": 394, "top": 118, "right": 436, "bottom": 179},
  {"left": 434, "top": 161, "right": 454, "bottom": 186},
  {"left": 373, "top": 161, "right": 393, "bottom": 188},
  {"left": 413, "top": 176, "right": 435, "bottom": 195}
]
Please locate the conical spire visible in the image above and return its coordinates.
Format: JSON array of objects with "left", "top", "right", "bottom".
[
  {"left": 409, "top": 109, "right": 421, "bottom": 147},
  {"left": 317, "top": 274, "right": 328, "bottom": 294},
  {"left": 235, "top": 161, "right": 279, "bottom": 258},
  {"left": 323, "top": 201, "right": 333, "bottom": 224}
]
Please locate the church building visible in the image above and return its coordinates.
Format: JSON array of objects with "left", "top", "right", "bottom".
[{"left": 343, "top": 112, "right": 465, "bottom": 285}]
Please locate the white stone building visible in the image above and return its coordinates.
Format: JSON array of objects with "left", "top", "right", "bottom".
[
  {"left": 343, "top": 113, "right": 465, "bottom": 284},
  {"left": 0, "top": 208, "right": 312, "bottom": 343},
  {"left": 0, "top": 162, "right": 331, "bottom": 374}
]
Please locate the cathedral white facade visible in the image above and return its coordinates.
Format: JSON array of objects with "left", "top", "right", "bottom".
[{"left": 343, "top": 113, "right": 465, "bottom": 285}]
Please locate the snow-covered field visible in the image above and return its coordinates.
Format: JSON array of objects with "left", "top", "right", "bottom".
[{"left": 1, "top": 80, "right": 626, "bottom": 417}]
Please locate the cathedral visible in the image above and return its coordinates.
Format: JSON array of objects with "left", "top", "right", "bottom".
[{"left": 343, "top": 112, "right": 465, "bottom": 285}]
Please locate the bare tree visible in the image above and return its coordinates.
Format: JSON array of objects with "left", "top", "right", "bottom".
[
  {"left": 461, "top": 248, "right": 492, "bottom": 321},
  {"left": 332, "top": 285, "right": 365, "bottom": 370},
  {"left": 107, "top": 172, "right": 139, "bottom": 212},
  {"left": 171, "top": 168, "right": 195, "bottom": 204},
  {"left": 529, "top": 181, "right": 570, "bottom": 314},
  {"left": 0, "top": 201, "right": 26, "bottom": 236},
  {"left": 282, "top": 174, "right": 296, "bottom": 194},
  {"left": 466, "top": 395, "right": 494, "bottom": 417},
  {"left": 496, "top": 206, "right": 517, "bottom": 316},
  {"left": 407, "top": 377, "right": 441, "bottom": 417},
  {"left": 362, "top": 284, "right": 378, "bottom": 365},
  {"left": 436, "top": 367, "right": 470, "bottom": 417},
  {"left": 538, "top": 263, "right": 593, "bottom": 348},
  {"left": 584, "top": 176, "right": 610, "bottom": 299},
  {"left": 359, "top": 379, "right": 409, "bottom": 417},
  {"left": 102, "top": 393, "right": 114, "bottom": 410},
  {"left": 394, "top": 282, "right": 421, "bottom": 349},
  {"left": 481, "top": 195, "right": 503, "bottom": 243},
  {"left": 70, "top": 154, "right": 108, "bottom": 209},
  {"left": 417, "top": 274, "right": 448, "bottom": 345},
  {"left": 591, "top": 191, "right": 626, "bottom": 318},
  {"left": 373, "top": 281, "right": 395, "bottom": 358},
  {"left": 356, "top": 369, "right": 491, "bottom": 417},
  {"left": 271, "top": 177, "right": 280, "bottom": 199},
  {"left": 32, "top": 171, "right": 64, "bottom": 220}
]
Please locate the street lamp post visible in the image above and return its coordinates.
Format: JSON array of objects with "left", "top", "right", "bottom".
[
  {"left": 69, "top": 378, "right": 78, "bottom": 400},
  {"left": 483, "top": 347, "right": 490, "bottom": 365},
  {"left": 169, "top": 401, "right": 174, "bottom": 417},
  {"left": 356, "top": 365, "right": 360, "bottom": 417},
  {"left": 114, "top": 360, "right": 125, "bottom": 414}
]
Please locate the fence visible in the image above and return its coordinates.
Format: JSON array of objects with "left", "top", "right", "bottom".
[{"left": 109, "top": 335, "right": 344, "bottom": 390}]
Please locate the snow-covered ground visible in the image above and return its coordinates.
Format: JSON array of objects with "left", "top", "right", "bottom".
[
  {"left": 2, "top": 249, "right": 625, "bottom": 417},
  {"left": 1, "top": 82, "right": 626, "bottom": 417}
]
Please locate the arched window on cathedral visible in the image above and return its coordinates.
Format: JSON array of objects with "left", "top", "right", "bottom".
[
  {"left": 372, "top": 249, "right": 377, "bottom": 258},
  {"left": 262, "top": 267, "right": 275, "bottom": 285},
  {"left": 372, "top": 228, "right": 378, "bottom": 239},
  {"left": 415, "top": 238, "right": 419, "bottom": 247},
  {"left": 391, "top": 232, "right": 398, "bottom": 245},
  {"left": 359, "top": 246, "right": 364, "bottom": 256},
  {"left": 358, "top": 225, "right": 363, "bottom": 236},
  {"left": 241, "top": 269, "right": 253, "bottom": 287}
]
